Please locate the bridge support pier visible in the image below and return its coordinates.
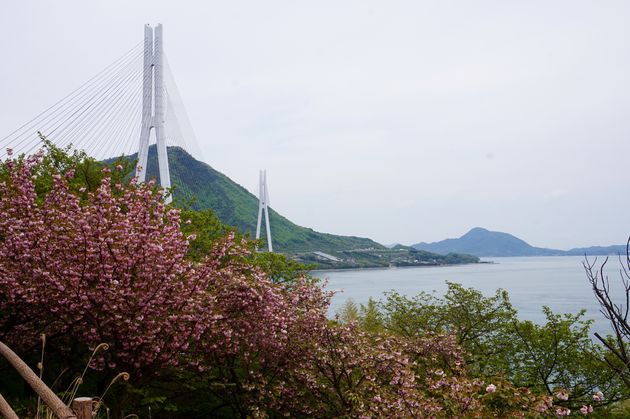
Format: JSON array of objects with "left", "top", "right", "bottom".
[
  {"left": 136, "top": 23, "right": 172, "bottom": 204},
  {"left": 256, "top": 170, "right": 273, "bottom": 252}
]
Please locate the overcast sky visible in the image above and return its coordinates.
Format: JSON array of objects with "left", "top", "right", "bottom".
[{"left": 1, "top": 1, "right": 630, "bottom": 249}]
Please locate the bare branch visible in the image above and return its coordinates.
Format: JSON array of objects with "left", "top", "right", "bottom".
[{"left": 585, "top": 238, "right": 630, "bottom": 389}]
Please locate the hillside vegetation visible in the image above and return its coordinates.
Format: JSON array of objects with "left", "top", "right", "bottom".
[
  {"left": 138, "top": 146, "right": 384, "bottom": 253},
  {"left": 108, "top": 146, "right": 478, "bottom": 267}
]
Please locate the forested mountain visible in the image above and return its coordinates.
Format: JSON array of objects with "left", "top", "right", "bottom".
[
  {"left": 412, "top": 227, "right": 562, "bottom": 257},
  {"left": 413, "top": 227, "right": 626, "bottom": 257},
  {"left": 137, "top": 145, "right": 385, "bottom": 253}
]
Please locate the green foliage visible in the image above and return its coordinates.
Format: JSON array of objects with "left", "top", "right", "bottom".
[
  {"left": 1, "top": 140, "right": 136, "bottom": 200},
  {"left": 378, "top": 283, "right": 517, "bottom": 376},
  {"left": 298, "top": 248, "right": 479, "bottom": 269},
  {"left": 178, "top": 208, "right": 315, "bottom": 285},
  {"left": 510, "top": 308, "right": 621, "bottom": 401},
  {"left": 179, "top": 208, "right": 234, "bottom": 262},
  {"left": 442, "top": 252, "right": 480, "bottom": 264},
  {"left": 249, "top": 250, "right": 315, "bottom": 284},
  {"left": 337, "top": 299, "right": 360, "bottom": 324},
  {"left": 441, "top": 283, "right": 518, "bottom": 375},
  {"left": 348, "top": 282, "right": 630, "bottom": 412},
  {"left": 409, "top": 248, "right": 480, "bottom": 265},
  {"left": 358, "top": 298, "right": 383, "bottom": 333}
]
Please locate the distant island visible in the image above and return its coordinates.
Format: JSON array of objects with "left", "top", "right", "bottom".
[
  {"left": 296, "top": 246, "right": 479, "bottom": 270},
  {"left": 412, "top": 227, "right": 626, "bottom": 257}
]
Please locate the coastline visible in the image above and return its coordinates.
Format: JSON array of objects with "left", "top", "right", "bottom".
[{"left": 310, "top": 261, "right": 489, "bottom": 274}]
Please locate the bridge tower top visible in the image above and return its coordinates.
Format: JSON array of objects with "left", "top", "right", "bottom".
[{"left": 136, "top": 23, "right": 172, "bottom": 204}]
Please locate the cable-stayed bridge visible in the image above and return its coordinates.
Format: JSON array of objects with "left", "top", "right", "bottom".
[
  {"left": 0, "top": 24, "right": 204, "bottom": 204},
  {"left": 1, "top": 24, "right": 276, "bottom": 249}
]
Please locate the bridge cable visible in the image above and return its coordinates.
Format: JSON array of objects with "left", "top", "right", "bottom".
[
  {"left": 0, "top": 43, "right": 143, "bottom": 157},
  {"left": 56, "top": 64, "right": 143, "bottom": 156},
  {"left": 0, "top": 43, "right": 143, "bottom": 158}
]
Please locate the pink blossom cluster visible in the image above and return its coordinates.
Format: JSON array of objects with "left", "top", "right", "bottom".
[
  {"left": 0, "top": 155, "right": 330, "bottom": 375},
  {"left": 0, "top": 153, "right": 572, "bottom": 416},
  {"left": 580, "top": 404, "right": 594, "bottom": 415},
  {"left": 240, "top": 325, "right": 557, "bottom": 417},
  {"left": 0, "top": 155, "right": 221, "bottom": 370},
  {"left": 556, "top": 391, "right": 569, "bottom": 401},
  {"left": 555, "top": 406, "right": 571, "bottom": 416}
]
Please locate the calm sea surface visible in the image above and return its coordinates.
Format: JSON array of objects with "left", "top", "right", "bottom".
[{"left": 312, "top": 256, "right": 624, "bottom": 336}]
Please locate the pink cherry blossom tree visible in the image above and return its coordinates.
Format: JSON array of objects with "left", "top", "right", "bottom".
[
  {"left": 0, "top": 149, "right": 332, "bottom": 410},
  {"left": 0, "top": 152, "right": 224, "bottom": 373},
  {"left": 0, "top": 149, "right": 566, "bottom": 417}
]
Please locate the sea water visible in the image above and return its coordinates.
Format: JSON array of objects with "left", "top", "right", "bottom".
[{"left": 312, "top": 256, "right": 626, "bottom": 336}]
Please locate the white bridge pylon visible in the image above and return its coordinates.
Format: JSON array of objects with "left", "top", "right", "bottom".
[
  {"left": 256, "top": 169, "right": 273, "bottom": 252},
  {"left": 136, "top": 23, "right": 172, "bottom": 204},
  {"left": 1, "top": 24, "right": 203, "bottom": 181}
]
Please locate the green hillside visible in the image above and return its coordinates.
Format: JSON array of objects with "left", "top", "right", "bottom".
[{"left": 138, "top": 145, "right": 384, "bottom": 253}]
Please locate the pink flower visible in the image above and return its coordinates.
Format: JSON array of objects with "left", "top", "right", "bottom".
[
  {"left": 535, "top": 403, "right": 549, "bottom": 413},
  {"left": 592, "top": 391, "right": 603, "bottom": 401},
  {"left": 556, "top": 391, "right": 569, "bottom": 401},
  {"left": 555, "top": 407, "right": 571, "bottom": 416},
  {"left": 115, "top": 164, "right": 123, "bottom": 170},
  {"left": 580, "top": 405, "right": 593, "bottom": 415},
  {"left": 485, "top": 384, "right": 496, "bottom": 393}
]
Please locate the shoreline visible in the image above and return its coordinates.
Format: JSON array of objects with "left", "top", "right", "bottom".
[{"left": 310, "top": 261, "right": 489, "bottom": 274}]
